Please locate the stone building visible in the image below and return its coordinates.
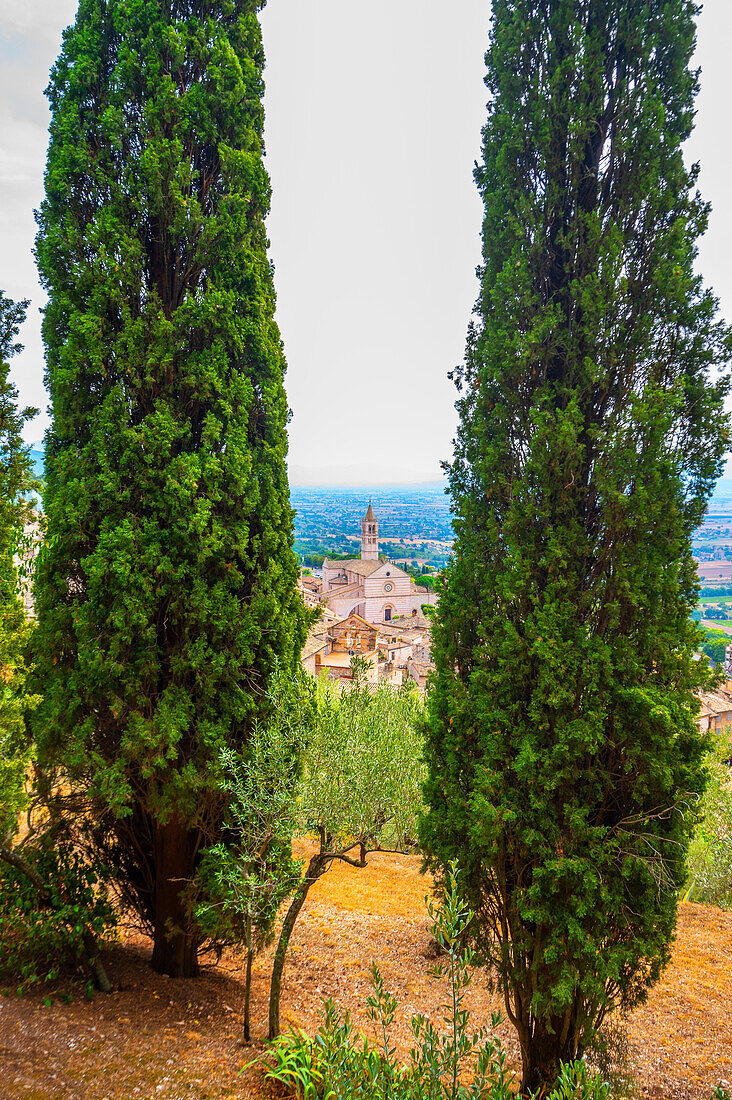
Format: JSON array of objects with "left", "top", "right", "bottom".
[
  {"left": 698, "top": 685, "right": 732, "bottom": 733},
  {"left": 300, "top": 607, "right": 435, "bottom": 691},
  {"left": 320, "top": 504, "right": 436, "bottom": 623},
  {"left": 301, "top": 613, "right": 379, "bottom": 685}
]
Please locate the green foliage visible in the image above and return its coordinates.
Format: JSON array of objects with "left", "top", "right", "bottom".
[
  {"left": 195, "top": 668, "right": 310, "bottom": 951},
  {"left": 0, "top": 842, "right": 116, "bottom": 992},
  {"left": 267, "top": 678, "right": 426, "bottom": 1039},
  {"left": 423, "top": 1, "right": 730, "bottom": 1092},
  {"left": 302, "top": 679, "right": 424, "bottom": 852},
  {"left": 32, "top": 1, "right": 306, "bottom": 972},
  {"left": 700, "top": 628, "right": 729, "bottom": 664},
  {"left": 195, "top": 668, "right": 311, "bottom": 1037},
  {"left": 687, "top": 727, "right": 732, "bottom": 908},
  {"left": 302, "top": 553, "right": 325, "bottom": 569},
  {"left": 266, "top": 865, "right": 610, "bottom": 1100},
  {"left": 0, "top": 291, "right": 40, "bottom": 842}
]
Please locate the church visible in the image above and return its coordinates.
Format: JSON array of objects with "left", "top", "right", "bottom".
[{"left": 320, "top": 505, "right": 433, "bottom": 623}]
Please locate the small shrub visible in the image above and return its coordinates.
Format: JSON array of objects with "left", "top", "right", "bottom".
[{"left": 0, "top": 842, "right": 117, "bottom": 992}]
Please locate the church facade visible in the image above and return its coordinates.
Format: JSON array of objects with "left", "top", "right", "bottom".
[{"left": 320, "top": 504, "right": 435, "bottom": 623}]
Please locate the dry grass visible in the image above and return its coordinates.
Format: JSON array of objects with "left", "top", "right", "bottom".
[{"left": 0, "top": 845, "right": 730, "bottom": 1099}]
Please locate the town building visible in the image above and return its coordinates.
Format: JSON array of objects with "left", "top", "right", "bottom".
[
  {"left": 319, "top": 504, "right": 436, "bottom": 623},
  {"left": 299, "top": 607, "right": 435, "bottom": 691},
  {"left": 296, "top": 503, "right": 437, "bottom": 689},
  {"left": 698, "top": 684, "right": 732, "bottom": 733},
  {"left": 301, "top": 613, "right": 380, "bottom": 685}
]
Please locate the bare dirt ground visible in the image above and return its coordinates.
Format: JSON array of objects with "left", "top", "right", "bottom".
[{"left": 1, "top": 850, "right": 730, "bottom": 1100}]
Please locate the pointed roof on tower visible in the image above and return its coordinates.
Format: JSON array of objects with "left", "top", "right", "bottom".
[{"left": 364, "top": 502, "right": 376, "bottom": 522}]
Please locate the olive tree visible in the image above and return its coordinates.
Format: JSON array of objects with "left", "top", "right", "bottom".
[{"left": 262, "top": 676, "right": 425, "bottom": 1040}]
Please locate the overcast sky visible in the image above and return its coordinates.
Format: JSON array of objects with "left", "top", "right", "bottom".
[{"left": 2, "top": 1, "right": 732, "bottom": 484}]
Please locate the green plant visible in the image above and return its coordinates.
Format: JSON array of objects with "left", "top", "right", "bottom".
[
  {"left": 266, "top": 864, "right": 610, "bottom": 1100},
  {"left": 0, "top": 290, "right": 40, "bottom": 843},
  {"left": 0, "top": 841, "right": 117, "bottom": 993},
  {"left": 701, "top": 629, "right": 730, "bottom": 665},
  {"left": 405, "top": 866, "right": 517, "bottom": 1100},
  {"left": 687, "top": 727, "right": 732, "bottom": 908},
  {"left": 195, "top": 668, "right": 309, "bottom": 1039},
  {"left": 268, "top": 678, "right": 425, "bottom": 1039}
]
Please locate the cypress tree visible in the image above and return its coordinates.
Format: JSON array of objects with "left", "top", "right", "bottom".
[
  {"left": 421, "top": 1, "right": 731, "bottom": 1091},
  {"left": 33, "top": 0, "right": 306, "bottom": 978}
]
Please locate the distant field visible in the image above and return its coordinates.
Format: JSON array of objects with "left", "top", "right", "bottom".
[
  {"left": 697, "top": 561, "right": 732, "bottom": 580},
  {"left": 700, "top": 618, "right": 732, "bottom": 635}
]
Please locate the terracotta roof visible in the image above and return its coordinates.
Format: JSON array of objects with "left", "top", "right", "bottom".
[
  {"left": 364, "top": 503, "right": 377, "bottom": 522},
  {"left": 302, "top": 632, "right": 329, "bottom": 660},
  {"left": 319, "top": 650, "right": 377, "bottom": 668},
  {"left": 698, "top": 690, "right": 732, "bottom": 716},
  {"left": 332, "top": 614, "right": 377, "bottom": 632},
  {"left": 326, "top": 558, "right": 382, "bottom": 577}
]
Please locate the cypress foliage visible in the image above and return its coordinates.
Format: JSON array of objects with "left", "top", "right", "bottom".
[
  {"left": 0, "top": 292, "right": 39, "bottom": 841},
  {"left": 33, "top": 0, "right": 306, "bottom": 977},
  {"left": 421, "top": 1, "right": 731, "bottom": 1091}
]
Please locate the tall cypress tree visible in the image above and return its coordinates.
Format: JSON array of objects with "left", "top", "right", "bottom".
[
  {"left": 33, "top": 0, "right": 306, "bottom": 977},
  {"left": 422, "top": 0, "right": 730, "bottom": 1091}
]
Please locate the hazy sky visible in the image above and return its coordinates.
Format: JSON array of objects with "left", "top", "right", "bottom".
[{"left": 2, "top": 1, "right": 732, "bottom": 484}]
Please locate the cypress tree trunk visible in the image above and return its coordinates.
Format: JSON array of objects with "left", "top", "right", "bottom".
[
  {"left": 33, "top": 0, "right": 306, "bottom": 976},
  {"left": 150, "top": 817, "right": 200, "bottom": 979},
  {"left": 421, "top": 1, "right": 731, "bottom": 1092},
  {"left": 522, "top": 1019, "right": 576, "bottom": 1096}
]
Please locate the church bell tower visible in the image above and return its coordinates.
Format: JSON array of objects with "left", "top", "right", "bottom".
[{"left": 361, "top": 503, "right": 379, "bottom": 561}]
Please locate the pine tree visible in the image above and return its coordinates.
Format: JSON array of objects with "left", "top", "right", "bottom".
[
  {"left": 0, "top": 292, "right": 39, "bottom": 841},
  {"left": 421, "top": 1, "right": 731, "bottom": 1091},
  {"left": 33, "top": 0, "right": 306, "bottom": 978}
]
